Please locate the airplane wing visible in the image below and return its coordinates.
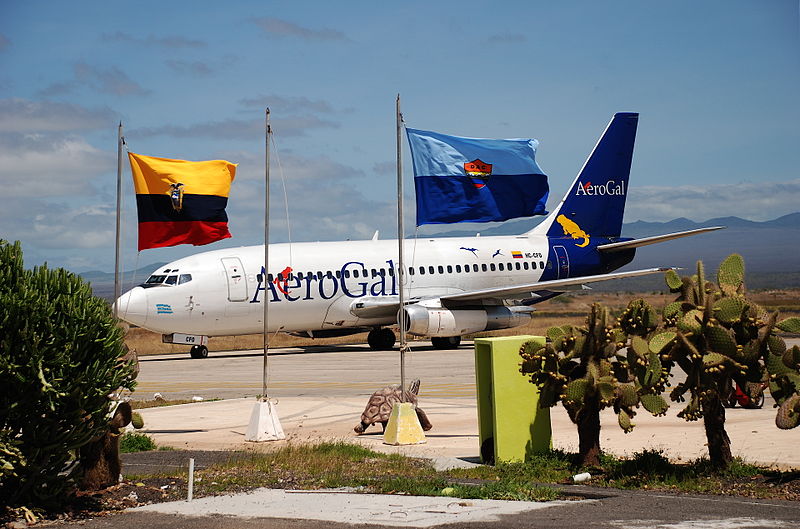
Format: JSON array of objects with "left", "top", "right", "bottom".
[
  {"left": 350, "top": 267, "right": 672, "bottom": 318},
  {"left": 596, "top": 227, "right": 724, "bottom": 252},
  {"left": 440, "top": 267, "right": 673, "bottom": 303}
]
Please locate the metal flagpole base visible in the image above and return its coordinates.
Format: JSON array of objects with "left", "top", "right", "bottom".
[{"left": 244, "top": 399, "right": 285, "bottom": 442}]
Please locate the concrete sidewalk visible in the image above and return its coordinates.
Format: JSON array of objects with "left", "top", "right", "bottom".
[{"left": 137, "top": 395, "right": 800, "bottom": 468}]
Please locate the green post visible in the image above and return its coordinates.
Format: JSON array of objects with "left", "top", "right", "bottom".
[{"left": 474, "top": 335, "right": 551, "bottom": 464}]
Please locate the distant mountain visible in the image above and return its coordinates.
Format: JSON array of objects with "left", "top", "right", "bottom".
[
  {"left": 80, "top": 262, "right": 166, "bottom": 301},
  {"left": 427, "top": 212, "right": 800, "bottom": 290}
]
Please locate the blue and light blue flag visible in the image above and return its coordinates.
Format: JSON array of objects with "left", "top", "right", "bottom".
[{"left": 406, "top": 128, "right": 549, "bottom": 225}]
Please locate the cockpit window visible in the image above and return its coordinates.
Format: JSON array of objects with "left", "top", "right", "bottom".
[
  {"left": 145, "top": 275, "right": 167, "bottom": 284},
  {"left": 164, "top": 275, "right": 178, "bottom": 285},
  {"left": 179, "top": 274, "right": 192, "bottom": 284}
]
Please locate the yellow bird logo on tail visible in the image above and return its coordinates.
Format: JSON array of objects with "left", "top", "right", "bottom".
[{"left": 556, "top": 214, "right": 590, "bottom": 247}]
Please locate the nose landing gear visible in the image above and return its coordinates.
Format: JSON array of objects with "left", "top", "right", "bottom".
[{"left": 190, "top": 345, "right": 209, "bottom": 359}]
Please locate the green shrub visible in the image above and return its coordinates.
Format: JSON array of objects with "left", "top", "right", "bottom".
[
  {"left": 119, "top": 432, "right": 157, "bottom": 453},
  {"left": 0, "top": 241, "right": 137, "bottom": 507}
]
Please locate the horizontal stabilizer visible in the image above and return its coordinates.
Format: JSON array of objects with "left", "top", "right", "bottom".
[
  {"left": 442, "top": 267, "right": 673, "bottom": 303},
  {"left": 596, "top": 227, "right": 725, "bottom": 252}
]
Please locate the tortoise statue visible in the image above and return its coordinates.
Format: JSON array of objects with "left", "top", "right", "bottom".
[{"left": 354, "top": 379, "right": 432, "bottom": 434}]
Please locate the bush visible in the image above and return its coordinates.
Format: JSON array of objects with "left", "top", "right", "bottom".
[
  {"left": 0, "top": 241, "right": 137, "bottom": 507},
  {"left": 119, "top": 432, "right": 157, "bottom": 453}
]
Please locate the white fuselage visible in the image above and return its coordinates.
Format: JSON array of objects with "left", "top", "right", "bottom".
[{"left": 116, "top": 234, "right": 551, "bottom": 336}]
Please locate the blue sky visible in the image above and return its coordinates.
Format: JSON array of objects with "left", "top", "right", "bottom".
[{"left": 1, "top": 0, "right": 798, "bottom": 272}]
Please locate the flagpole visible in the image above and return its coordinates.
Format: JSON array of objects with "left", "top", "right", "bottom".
[
  {"left": 263, "top": 108, "right": 271, "bottom": 399},
  {"left": 396, "top": 95, "right": 407, "bottom": 397},
  {"left": 114, "top": 122, "right": 123, "bottom": 318}
]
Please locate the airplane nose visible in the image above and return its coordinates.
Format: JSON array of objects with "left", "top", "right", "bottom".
[{"left": 114, "top": 287, "right": 148, "bottom": 327}]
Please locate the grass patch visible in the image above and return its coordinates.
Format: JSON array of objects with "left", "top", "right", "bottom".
[
  {"left": 191, "top": 442, "right": 561, "bottom": 501},
  {"left": 119, "top": 432, "right": 157, "bottom": 453},
  {"left": 118, "top": 443, "right": 799, "bottom": 502},
  {"left": 131, "top": 398, "right": 220, "bottom": 409}
]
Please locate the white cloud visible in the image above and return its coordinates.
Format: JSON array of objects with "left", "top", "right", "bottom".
[
  {"left": 625, "top": 179, "right": 800, "bottom": 222},
  {"left": 0, "top": 133, "right": 113, "bottom": 197},
  {"left": 74, "top": 62, "right": 150, "bottom": 96},
  {"left": 0, "top": 201, "right": 116, "bottom": 250},
  {"left": 0, "top": 98, "right": 117, "bottom": 132}
]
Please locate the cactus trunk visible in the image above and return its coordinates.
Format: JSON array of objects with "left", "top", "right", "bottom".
[
  {"left": 702, "top": 396, "right": 732, "bottom": 468},
  {"left": 576, "top": 396, "right": 602, "bottom": 467}
]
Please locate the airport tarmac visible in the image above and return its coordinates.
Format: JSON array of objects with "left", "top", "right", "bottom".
[{"left": 132, "top": 339, "right": 800, "bottom": 468}]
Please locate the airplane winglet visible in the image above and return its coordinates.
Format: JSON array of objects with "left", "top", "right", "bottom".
[{"left": 596, "top": 227, "right": 725, "bottom": 252}]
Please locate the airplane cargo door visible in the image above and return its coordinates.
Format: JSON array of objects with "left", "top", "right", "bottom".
[
  {"left": 221, "top": 257, "right": 248, "bottom": 302},
  {"left": 553, "top": 246, "right": 569, "bottom": 279}
]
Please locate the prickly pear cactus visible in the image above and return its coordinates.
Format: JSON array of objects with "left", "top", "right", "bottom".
[
  {"left": 649, "top": 254, "right": 800, "bottom": 466},
  {"left": 520, "top": 301, "right": 667, "bottom": 466}
]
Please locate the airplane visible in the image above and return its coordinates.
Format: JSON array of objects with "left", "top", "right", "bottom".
[{"left": 115, "top": 112, "right": 722, "bottom": 358}]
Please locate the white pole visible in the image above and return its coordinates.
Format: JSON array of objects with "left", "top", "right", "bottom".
[
  {"left": 263, "top": 108, "right": 271, "bottom": 399},
  {"left": 187, "top": 458, "right": 195, "bottom": 501},
  {"left": 114, "top": 122, "right": 123, "bottom": 318},
  {"left": 396, "top": 95, "right": 407, "bottom": 397}
]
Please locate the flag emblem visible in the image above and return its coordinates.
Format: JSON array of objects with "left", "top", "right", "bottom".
[
  {"left": 464, "top": 159, "right": 492, "bottom": 189},
  {"left": 156, "top": 303, "right": 173, "bottom": 314},
  {"left": 512, "top": 251, "right": 523, "bottom": 259}
]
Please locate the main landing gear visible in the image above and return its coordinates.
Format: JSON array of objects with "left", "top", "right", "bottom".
[
  {"left": 431, "top": 336, "right": 462, "bottom": 350},
  {"left": 189, "top": 345, "right": 209, "bottom": 359},
  {"left": 367, "top": 328, "right": 396, "bottom": 351}
]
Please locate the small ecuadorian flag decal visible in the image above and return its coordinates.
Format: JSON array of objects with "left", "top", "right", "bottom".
[
  {"left": 511, "top": 251, "right": 523, "bottom": 259},
  {"left": 129, "top": 153, "right": 237, "bottom": 251}
]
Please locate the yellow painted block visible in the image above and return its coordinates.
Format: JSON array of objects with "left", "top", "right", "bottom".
[{"left": 383, "top": 402, "right": 426, "bottom": 445}]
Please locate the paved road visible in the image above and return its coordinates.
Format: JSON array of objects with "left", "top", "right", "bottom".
[
  {"left": 65, "top": 485, "right": 800, "bottom": 529},
  {"left": 133, "top": 340, "right": 478, "bottom": 400}
]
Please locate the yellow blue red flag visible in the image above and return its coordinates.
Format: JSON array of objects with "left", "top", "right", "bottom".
[{"left": 128, "top": 153, "right": 237, "bottom": 250}]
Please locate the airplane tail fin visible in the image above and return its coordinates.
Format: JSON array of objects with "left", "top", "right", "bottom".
[{"left": 530, "top": 112, "right": 638, "bottom": 239}]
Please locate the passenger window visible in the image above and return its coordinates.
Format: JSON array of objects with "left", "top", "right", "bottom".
[
  {"left": 455, "top": 265, "right": 462, "bottom": 273},
  {"left": 447, "top": 265, "right": 453, "bottom": 273},
  {"left": 547, "top": 261, "right": 553, "bottom": 269},
  {"left": 481, "top": 264, "right": 488, "bottom": 272},
  {"left": 353, "top": 269, "right": 359, "bottom": 278},
  {"left": 507, "top": 262, "right": 512, "bottom": 270},
  {"left": 317, "top": 271, "right": 323, "bottom": 279},
  {"left": 523, "top": 262, "right": 529, "bottom": 270},
  {"left": 490, "top": 263, "right": 496, "bottom": 271},
  {"left": 268, "top": 274, "right": 274, "bottom": 282},
  {"left": 335, "top": 270, "right": 341, "bottom": 278},
  {"left": 515, "top": 263, "right": 521, "bottom": 270},
  {"left": 498, "top": 263, "right": 504, "bottom": 271},
  {"left": 165, "top": 275, "right": 178, "bottom": 285},
  {"left": 437, "top": 265, "right": 444, "bottom": 274},
  {"left": 408, "top": 267, "right": 414, "bottom": 276},
  {"left": 178, "top": 274, "right": 192, "bottom": 284},
  {"left": 419, "top": 266, "right": 425, "bottom": 274},
  {"left": 464, "top": 265, "right": 469, "bottom": 273},
  {"left": 428, "top": 266, "right": 435, "bottom": 274},
  {"left": 473, "top": 264, "right": 479, "bottom": 272},
  {"left": 540, "top": 261, "right": 545, "bottom": 269},
  {"left": 531, "top": 261, "right": 537, "bottom": 270},
  {"left": 326, "top": 271, "right": 333, "bottom": 279},
  {"left": 388, "top": 268, "right": 394, "bottom": 276}
]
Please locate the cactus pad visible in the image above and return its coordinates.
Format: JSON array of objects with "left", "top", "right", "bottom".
[
  {"left": 565, "top": 378, "right": 589, "bottom": 405},
  {"left": 649, "top": 331, "right": 676, "bottom": 355},
  {"left": 618, "top": 408, "right": 634, "bottom": 433},
  {"left": 640, "top": 394, "right": 669, "bottom": 416},
  {"left": 776, "top": 317, "right": 800, "bottom": 334},
  {"left": 665, "top": 269, "right": 683, "bottom": 291},
  {"left": 717, "top": 253, "right": 745, "bottom": 295},
  {"left": 713, "top": 297, "right": 745, "bottom": 324},
  {"left": 617, "top": 384, "right": 639, "bottom": 407},
  {"left": 704, "top": 325, "right": 738, "bottom": 357},
  {"left": 677, "top": 310, "right": 703, "bottom": 335},
  {"left": 775, "top": 395, "right": 800, "bottom": 430}
]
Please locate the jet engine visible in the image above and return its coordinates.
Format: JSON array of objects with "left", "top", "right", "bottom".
[{"left": 403, "top": 305, "right": 532, "bottom": 337}]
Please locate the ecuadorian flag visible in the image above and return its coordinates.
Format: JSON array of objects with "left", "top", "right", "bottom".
[{"left": 128, "top": 153, "right": 237, "bottom": 251}]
